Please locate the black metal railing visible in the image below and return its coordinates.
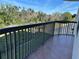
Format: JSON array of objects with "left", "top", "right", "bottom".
[{"left": 0, "top": 21, "right": 77, "bottom": 59}]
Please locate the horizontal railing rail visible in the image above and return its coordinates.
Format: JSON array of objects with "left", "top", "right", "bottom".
[
  {"left": 0, "top": 21, "right": 77, "bottom": 34},
  {"left": 0, "top": 21, "right": 77, "bottom": 59}
]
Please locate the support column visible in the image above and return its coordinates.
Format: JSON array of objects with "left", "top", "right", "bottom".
[{"left": 72, "top": 8, "right": 79, "bottom": 59}]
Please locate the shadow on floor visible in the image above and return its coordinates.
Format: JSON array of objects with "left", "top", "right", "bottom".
[{"left": 26, "top": 35, "right": 74, "bottom": 59}]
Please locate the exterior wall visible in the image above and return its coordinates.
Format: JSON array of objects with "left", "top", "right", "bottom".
[{"left": 72, "top": 8, "right": 79, "bottom": 59}]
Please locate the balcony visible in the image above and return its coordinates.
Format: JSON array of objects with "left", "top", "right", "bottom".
[{"left": 0, "top": 21, "right": 77, "bottom": 59}]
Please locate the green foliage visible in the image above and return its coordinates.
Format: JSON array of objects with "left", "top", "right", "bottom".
[
  {"left": 62, "top": 12, "right": 73, "bottom": 21},
  {"left": 0, "top": 4, "right": 75, "bottom": 28}
]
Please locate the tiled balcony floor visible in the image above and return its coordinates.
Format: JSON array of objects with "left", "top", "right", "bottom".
[{"left": 26, "top": 35, "right": 74, "bottom": 59}]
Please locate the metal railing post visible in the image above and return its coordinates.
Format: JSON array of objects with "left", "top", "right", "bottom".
[
  {"left": 52, "top": 22, "right": 55, "bottom": 37},
  {"left": 0, "top": 21, "right": 77, "bottom": 59},
  {"left": 0, "top": 51, "right": 1, "bottom": 59}
]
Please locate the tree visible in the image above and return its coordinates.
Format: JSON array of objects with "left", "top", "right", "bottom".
[
  {"left": 27, "top": 8, "right": 34, "bottom": 14},
  {"left": 37, "top": 11, "right": 46, "bottom": 22},
  {"left": 72, "top": 14, "right": 76, "bottom": 18},
  {"left": 51, "top": 12, "right": 62, "bottom": 21},
  {"left": 62, "top": 12, "right": 72, "bottom": 21},
  {"left": 0, "top": 4, "right": 76, "bottom": 28}
]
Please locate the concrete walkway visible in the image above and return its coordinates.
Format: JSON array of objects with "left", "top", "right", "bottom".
[{"left": 26, "top": 35, "right": 74, "bottom": 59}]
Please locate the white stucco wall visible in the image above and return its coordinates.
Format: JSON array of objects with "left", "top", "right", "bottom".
[{"left": 72, "top": 8, "right": 79, "bottom": 59}]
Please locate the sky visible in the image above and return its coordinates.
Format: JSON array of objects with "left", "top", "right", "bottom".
[{"left": 0, "top": 0, "right": 79, "bottom": 14}]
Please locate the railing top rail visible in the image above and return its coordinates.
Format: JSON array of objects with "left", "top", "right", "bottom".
[
  {"left": 54, "top": 21, "right": 77, "bottom": 23},
  {"left": 0, "top": 21, "right": 77, "bottom": 34}
]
